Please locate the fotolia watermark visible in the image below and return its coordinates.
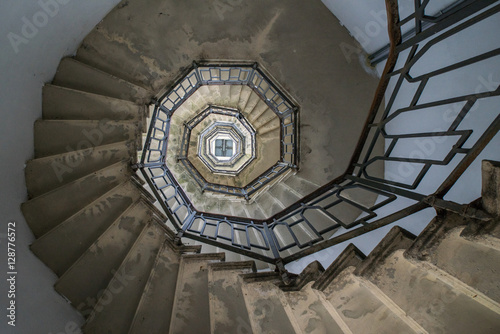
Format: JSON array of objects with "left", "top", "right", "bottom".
[{"left": 7, "top": 0, "right": 73, "bottom": 54}]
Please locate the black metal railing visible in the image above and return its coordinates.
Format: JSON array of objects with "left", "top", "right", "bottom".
[{"left": 138, "top": 0, "right": 500, "bottom": 272}]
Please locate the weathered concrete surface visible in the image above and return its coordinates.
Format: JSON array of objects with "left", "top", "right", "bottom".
[
  {"left": 42, "top": 84, "right": 145, "bottom": 122},
  {"left": 366, "top": 250, "right": 500, "bottom": 334},
  {"left": 208, "top": 262, "right": 255, "bottom": 334},
  {"left": 241, "top": 275, "right": 302, "bottom": 333},
  {"left": 30, "top": 181, "right": 141, "bottom": 276},
  {"left": 427, "top": 226, "right": 500, "bottom": 304},
  {"left": 285, "top": 282, "right": 347, "bottom": 334},
  {"left": 21, "top": 161, "right": 131, "bottom": 238},
  {"left": 169, "top": 253, "right": 225, "bottom": 334},
  {"left": 128, "top": 241, "right": 181, "bottom": 334},
  {"left": 76, "top": 0, "right": 382, "bottom": 191},
  {"left": 83, "top": 223, "right": 165, "bottom": 334},
  {"left": 34, "top": 119, "right": 139, "bottom": 158},
  {"left": 323, "top": 268, "right": 420, "bottom": 334},
  {"left": 54, "top": 58, "right": 153, "bottom": 104},
  {"left": 25, "top": 140, "right": 136, "bottom": 198},
  {"left": 54, "top": 200, "right": 150, "bottom": 309},
  {"left": 482, "top": 160, "right": 500, "bottom": 216}
]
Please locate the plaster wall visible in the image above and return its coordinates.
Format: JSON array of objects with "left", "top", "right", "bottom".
[{"left": 0, "top": 1, "right": 120, "bottom": 333}]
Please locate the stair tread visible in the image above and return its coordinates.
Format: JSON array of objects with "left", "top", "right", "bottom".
[
  {"left": 83, "top": 223, "right": 165, "bottom": 334},
  {"left": 30, "top": 181, "right": 142, "bottom": 276},
  {"left": 128, "top": 240, "right": 181, "bottom": 334},
  {"left": 365, "top": 249, "right": 500, "bottom": 334},
  {"left": 22, "top": 161, "right": 131, "bottom": 238},
  {"left": 323, "top": 268, "right": 422, "bottom": 334},
  {"left": 285, "top": 283, "right": 351, "bottom": 334},
  {"left": 168, "top": 253, "right": 225, "bottom": 334},
  {"left": 53, "top": 58, "right": 153, "bottom": 104},
  {"left": 425, "top": 226, "right": 500, "bottom": 304},
  {"left": 55, "top": 200, "right": 151, "bottom": 308},
  {"left": 26, "top": 140, "right": 136, "bottom": 198},
  {"left": 34, "top": 119, "right": 140, "bottom": 158},
  {"left": 43, "top": 84, "right": 145, "bottom": 121},
  {"left": 240, "top": 276, "right": 303, "bottom": 333},
  {"left": 208, "top": 261, "right": 255, "bottom": 333}
]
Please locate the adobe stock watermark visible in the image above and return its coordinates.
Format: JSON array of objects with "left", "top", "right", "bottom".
[
  {"left": 7, "top": 0, "right": 74, "bottom": 54},
  {"left": 50, "top": 118, "right": 128, "bottom": 183},
  {"left": 48, "top": 266, "right": 136, "bottom": 334},
  {"left": 385, "top": 72, "right": 499, "bottom": 185}
]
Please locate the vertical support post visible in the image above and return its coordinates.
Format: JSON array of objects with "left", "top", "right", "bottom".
[
  {"left": 174, "top": 211, "right": 196, "bottom": 245},
  {"left": 263, "top": 222, "right": 292, "bottom": 285}
]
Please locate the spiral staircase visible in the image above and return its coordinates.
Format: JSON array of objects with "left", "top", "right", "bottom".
[{"left": 19, "top": 0, "right": 500, "bottom": 333}]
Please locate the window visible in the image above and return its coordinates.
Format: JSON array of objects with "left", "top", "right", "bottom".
[{"left": 214, "top": 139, "right": 233, "bottom": 157}]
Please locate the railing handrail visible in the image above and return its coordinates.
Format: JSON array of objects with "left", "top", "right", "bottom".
[{"left": 139, "top": 0, "right": 500, "bottom": 269}]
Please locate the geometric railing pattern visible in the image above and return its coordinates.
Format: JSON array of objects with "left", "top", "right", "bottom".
[{"left": 138, "top": 0, "right": 500, "bottom": 275}]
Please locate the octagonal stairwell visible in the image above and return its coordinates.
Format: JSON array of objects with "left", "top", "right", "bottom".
[{"left": 18, "top": 0, "right": 500, "bottom": 333}]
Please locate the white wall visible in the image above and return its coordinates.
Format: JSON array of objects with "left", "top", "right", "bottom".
[{"left": 0, "top": 1, "right": 120, "bottom": 333}]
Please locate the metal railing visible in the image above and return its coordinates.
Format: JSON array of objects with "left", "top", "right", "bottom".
[{"left": 138, "top": 0, "right": 500, "bottom": 274}]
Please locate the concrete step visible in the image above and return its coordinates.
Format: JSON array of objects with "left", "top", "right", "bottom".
[
  {"left": 285, "top": 282, "right": 352, "bottom": 334},
  {"left": 22, "top": 161, "right": 131, "bottom": 238},
  {"left": 365, "top": 249, "right": 500, "bottom": 334},
  {"left": 34, "top": 119, "right": 140, "bottom": 158},
  {"left": 208, "top": 261, "right": 255, "bottom": 333},
  {"left": 323, "top": 268, "right": 424, "bottom": 334},
  {"left": 42, "top": 84, "right": 145, "bottom": 122},
  {"left": 30, "top": 181, "right": 142, "bottom": 276},
  {"left": 240, "top": 273, "right": 302, "bottom": 333},
  {"left": 229, "top": 84, "right": 243, "bottom": 107},
  {"left": 241, "top": 90, "right": 261, "bottom": 116},
  {"left": 355, "top": 226, "right": 416, "bottom": 277},
  {"left": 171, "top": 88, "right": 208, "bottom": 122},
  {"left": 313, "top": 243, "right": 366, "bottom": 291},
  {"left": 257, "top": 117, "right": 281, "bottom": 136},
  {"left": 421, "top": 226, "right": 500, "bottom": 304},
  {"left": 83, "top": 223, "right": 165, "bottom": 334},
  {"left": 237, "top": 85, "right": 253, "bottom": 111},
  {"left": 168, "top": 253, "right": 225, "bottom": 334},
  {"left": 267, "top": 181, "right": 302, "bottom": 207},
  {"left": 284, "top": 175, "right": 320, "bottom": 198},
  {"left": 54, "top": 200, "right": 151, "bottom": 309},
  {"left": 53, "top": 58, "right": 153, "bottom": 104},
  {"left": 258, "top": 191, "right": 284, "bottom": 217},
  {"left": 248, "top": 99, "right": 270, "bottom": 123},
  {"left": 482, "top": 160, "right": 500, "bottom": 216},
  {"left": 25, "top": 141, "right": 136, "bottom": 198},
  {"left": 128, "top": 240, "right": 181, "bottom": 334},
  {"left": 217, "top": 85, "right": 232, "bottom": 106}
]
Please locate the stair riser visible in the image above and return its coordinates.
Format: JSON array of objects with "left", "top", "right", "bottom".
[
  {"left": 54, "top": 201, "right": 151, "bottom": 308},
  {"left": 34, "top": 120, "right": 139, "bottom": 158},
  {"left": 366, "top": 250, "right": 500, "bottom": 334},
  {"left": 128, "top": 242, "right": 181, "bottom": 334},
  {"left": 43, "top": 85, "right": 144, "bottom": 121},
  {"left": 26, "top": 141, "right": 135, "bottom": 198},
  {"left": 30, "top": 181, "right": 142, "bottom": 276},
  {"left": 22, "top": 162, "right": 131, "bottom": 238},
  {"left": 83, "top": 223, "right": 165, "bottom": 334},
  {"left": 53, "top": 58, "right": 153, "bottom": 104}
]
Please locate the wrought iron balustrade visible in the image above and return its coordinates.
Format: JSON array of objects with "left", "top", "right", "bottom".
[{"left": 138, "top": 0, "right": 500, "bottom": 274}]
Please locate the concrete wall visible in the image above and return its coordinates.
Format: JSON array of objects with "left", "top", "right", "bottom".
[{"left": 0, "top": 1, "right": 120, "bottom": 333}]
